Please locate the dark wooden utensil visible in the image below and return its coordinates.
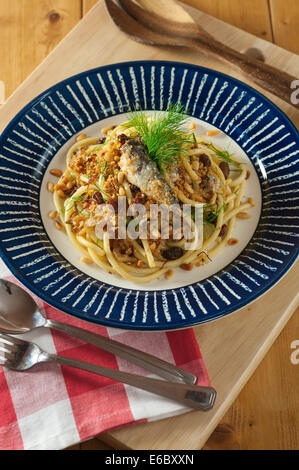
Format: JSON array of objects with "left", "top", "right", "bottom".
[{"left": 105, "top": 0, "right": 299, "bottom": 109}]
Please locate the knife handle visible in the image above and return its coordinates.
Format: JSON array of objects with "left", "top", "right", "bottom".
[
  {"left": 42, "top": 351, "right": 216, "bottom": 411},
  {"left": 189, "top": 35, "right": 298, "bottom": 109}
]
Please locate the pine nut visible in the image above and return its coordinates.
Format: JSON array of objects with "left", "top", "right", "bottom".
[
  {"left": 117, "top": 172, "right": 125, "bottom": 184},
  {"left": 80, "top": 256, "right": 93, "bottom": 264},
  {"left": 50, "top": 169, "right": 63, "bottom": 177},
  {"left": 57, "top": 189, "right": 66, "bottom": 199},
  {"left": 55, "top": 221, "right": 63, "bottom": 231},
  {"left": 206, "top": 129, "right": 220, "bottom": 136},
  {"left": 248, "top": 197, "right": 255, "bottom": 207},
  {"left": 49, "top": 210, "right": 57, "bottom": 219},
  {"left": 228, "top": 238, "right": 238, "bottom": 245},
  {"left": 76, "top": 133, "right": 87, "bottom": 142},
  {"left": 189, "top": 122, "right": 196, "bottom": 130},
  {"left": 137, "top": 260, "right": 143, "bottom": 268},
  {"left": 236, "top": 212, "right": 251, "bottom": 219},
  {"left": 119, "top": 187, "right": 126, "bottom": 196},
  {"left": 165, "top": 270, "right": 174, "bottom": 280},
  {"left": 66, "top": 181, "right": 74, "bottom": 190},
  {"left": 47, "top": 182, "right": 55, "bottom": 193}
]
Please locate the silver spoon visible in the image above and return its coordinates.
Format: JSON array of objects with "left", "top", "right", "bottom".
[{"left": 0, "top": 279, "right": 197, "bottom": 384}]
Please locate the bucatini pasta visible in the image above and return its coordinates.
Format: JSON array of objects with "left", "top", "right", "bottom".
[{"left": 49, "top": 109, "right": 254, "bottom": 283}]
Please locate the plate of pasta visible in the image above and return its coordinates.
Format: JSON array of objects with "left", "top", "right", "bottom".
[{"left": 0, "top": 61, "right": 298, "bottom": 330}]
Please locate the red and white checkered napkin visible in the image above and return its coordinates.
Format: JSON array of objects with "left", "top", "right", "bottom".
[{"left": 0, "top": 273, "right": 210, "bottom": 450}]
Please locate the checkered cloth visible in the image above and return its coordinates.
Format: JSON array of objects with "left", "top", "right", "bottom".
[{"left": 0, "top": 263, "right": 210, "bottom": 450}]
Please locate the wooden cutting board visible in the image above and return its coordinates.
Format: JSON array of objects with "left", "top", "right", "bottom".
[{"left": 0, "top": 0, "right": 298, "bottom": 450}]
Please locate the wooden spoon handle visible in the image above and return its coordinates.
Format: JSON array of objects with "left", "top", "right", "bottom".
[{"left": 189, "top": 35, "right": 298, "bottom": 109}]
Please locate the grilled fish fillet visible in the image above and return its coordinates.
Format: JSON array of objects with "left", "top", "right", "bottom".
[{"left": 119, "top": 139, "right": 178, "bottom": 205}]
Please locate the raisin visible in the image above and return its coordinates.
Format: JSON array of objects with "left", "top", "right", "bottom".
[
  {"left": 162, "top": 246, "right": 184, "bottom": 260},
  {"left": 132, "top": 192, "right": 146, "bottom": 205},
  {"left": 106, "top": 197, "right": 119, "bottom": 212},
  {"left": 219, "top": 224, "right": 227, "bottom": 238},
  {"left": 118, "top": 134, "right": 129, "bottom": 145},
  {"left": 92, "top": 191, "right": 104, "bottom": 204},
  {"left": 97, "top": 137, "right": 106, "bottom": 144},
  {"left": 219, "top": 161, "right": 230, "bottom": 179},
  {"left": 130, "top": 184, "right": 140, "bottom": 195},
  {"left": 199, "top": 154, "right": 211, "bottom": 167}
]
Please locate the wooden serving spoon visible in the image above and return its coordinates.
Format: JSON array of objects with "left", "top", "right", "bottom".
[{"left": 105, "top": 0, "right": 298, "bottom": 109}]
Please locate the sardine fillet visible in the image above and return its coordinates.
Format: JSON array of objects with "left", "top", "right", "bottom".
[{"left": 119, "top": 139, "right": 178, "bottom": 205}]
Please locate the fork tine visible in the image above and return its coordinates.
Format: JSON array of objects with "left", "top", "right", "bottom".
[
  {"left": 0, "top": 344, "right": 15, "bottom": 358},
  {"left": 0, "top": 333, "right": 24, "bottom": 357},
  {"left": 0, "top": 340, "right": 16, "bottom": 352},
  {"left": 0, "top": 354, "right": 7, "bottom": 364},
  {"left": 0, "top": 333, "right": 25, "bottom": 345},
  {"left": 0, "top": 353, "right": 14, "bottom": 367},
  {"left": 0, "top": 332, "right": 16, "bottom": 342}
]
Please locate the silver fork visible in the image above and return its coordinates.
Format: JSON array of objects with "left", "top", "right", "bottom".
[{"left": 0, "top": 333, "right": 216, "bottom": 411}]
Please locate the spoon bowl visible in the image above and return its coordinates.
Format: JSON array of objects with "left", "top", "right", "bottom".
[
  {"left": 0, "top": 279, "right": 197, "bottom": 384},
  {"left": 105, "top": 0, "right": 182, "bottom": 46},
  {"left": 105, "top": 0, "right": 298, "bottom": 109},
  {"left": 0, "top": 280, "right": 46, "bottom": 333},
  {"left": 119, "top": 0, "right": 209, "bottom": 39}
]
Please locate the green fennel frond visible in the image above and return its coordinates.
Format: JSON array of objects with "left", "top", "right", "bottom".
[
  {"left": 203, "top": 202, "right": 226, "bottom": 226},
  {"left": 208, "top": 143, "right": 240, "bottom": 167},
  {"left": 125, "top": 103, "right": 194, "bottom": 172}
]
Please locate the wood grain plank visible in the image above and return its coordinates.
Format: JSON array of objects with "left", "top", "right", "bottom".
[
  {"left": 203, "top": 308, "right": 299, "bottom": 450},
  {"left": 100, "top": 262, "right": 298, "bottom": 449},
  {"left": 65, "top": 438, "right": 114, "bottom": 449},
  {"left": 84, "top": 0, "right": 299, "bottom": 55},
  {"left": 65, "top": 444, "right": 81, "bottom": 450},
  {"left": 181, "top": 0, "right": 273, "bottom": 41},
  {"left": 0, "top": 0, "right": 82, "bottom": 100},
  {"left": 269, "top": 0, "right": 299, "bottom": 54},
  {"left": 80, "top": 439, "right": 115, "bottom": 450},
  {"left": 83, "top": 0, "right": 274, "bottom": 42},
  {"left": 83, "top": 0, "right": 99, "bottom": 14},
  {"left": 0, "top": 2, "right": 297, "bottom": 130}
]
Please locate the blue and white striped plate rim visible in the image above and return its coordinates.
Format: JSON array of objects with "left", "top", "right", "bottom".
[{"left": 0, "top": 60, "right": 298, "bottom": 330}]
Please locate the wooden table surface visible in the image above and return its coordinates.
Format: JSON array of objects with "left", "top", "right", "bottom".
[{"left": 0, "top": 0, "right": 298, "bottom": 450}]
